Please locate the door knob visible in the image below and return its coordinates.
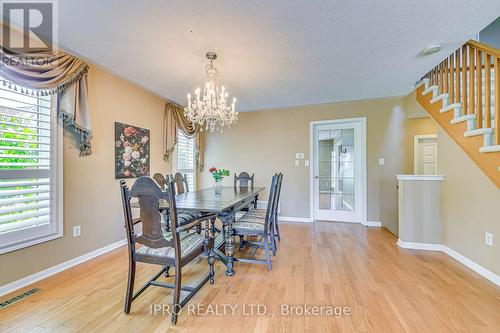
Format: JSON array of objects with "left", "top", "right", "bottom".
[{"left": 314, "top": 176, "right": 319, "bottom": 179}]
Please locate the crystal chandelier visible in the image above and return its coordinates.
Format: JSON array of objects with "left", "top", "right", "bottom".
[{"left": 185, "top": 52, "right": 238, "bottom": 132}]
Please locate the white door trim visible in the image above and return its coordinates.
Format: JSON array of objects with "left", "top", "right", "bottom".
[
  {"left": 309, "top": 117, "right": 367, "bottom": 224},
  {"left": 413, "top": 134, "right": 438, "bottom": 174}
]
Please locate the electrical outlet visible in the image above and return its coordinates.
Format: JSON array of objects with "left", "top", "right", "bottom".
[
  {"left": 378, "top": 158, "right": 385, "bottom": 166},
  {"left": 73, "top": 225, "right": 81, "bottom": 238},
  {"left": 304, "top": 160, "right": 310, "bottom": 167},
  {"left": 485, "top": 232, "right": 493, "bottom": 247}
]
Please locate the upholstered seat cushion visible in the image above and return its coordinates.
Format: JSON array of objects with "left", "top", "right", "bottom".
[
  {"left": 177, "top": 211, "right": 202, "bottom": 226},
  {"left": 243, "top": 209, "right": 267, "bottom": 219},
  {"left": 236, "top": 211, "right": 266, "bottom": 224},
  {"left": 161, "top": 210, "right": 204, "bottom": 227},
  {"left": 136, "top": 232, "right": 204, "bottom": 259},
  {"left": 178, "top": 210, "right": 203, "bottom": 219},
  {"left": 233, "top": 221, "right": 264, "bottom": 235}
]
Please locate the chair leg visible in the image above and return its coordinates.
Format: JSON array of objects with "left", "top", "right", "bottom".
[
  {"left": 264, "top": 238, "right": 272, "bottom": 271},
  {"left": 208, "top": 249, "right": 215, "bottom": 284},
  {"left": 124, "top": 260, "right": 136, "bottom": 314},
  {"left": 275, "top": 213, "right": 281, "bottom": 241},
  {"left": 270, "top": 228, "right": 277, "bottom": 256},
  {"left": 164, "top": 266, "right": 170, "bottom": 277},
  {"left": 239, "top": 235, "right": 246, "bottom": 250},
  {"left": 171, "top": 268, "right": 182, "bottom": 325}
]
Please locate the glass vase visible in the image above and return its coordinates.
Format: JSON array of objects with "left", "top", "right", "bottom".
[{"left": 213, "top": 180, "right": 222, "bottom": 194}]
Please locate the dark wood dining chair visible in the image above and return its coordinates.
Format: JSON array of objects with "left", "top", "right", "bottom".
[
  {"left": 152, "top": 173, "right": 168, "bottom": 190},
  {"left": 170, "top": 172, "right": 190, "bottom": 194},
  {"left": 234, "top": 172, "right": 256, "bottom": 212},
  {"left": 120, "top": 177, "right": 216, "bottom": 325},
  {"left": 244, "top": 173, "right": 283, "bottom": 243},
  {"left": 167, "top": 172, "right": 204, "bottom": 226},
  {"left": 234, "top": 172, "right": 254, "bottom": 189},
  {"left": 232, "top": 174, "right": 278, "bottom": 270}
]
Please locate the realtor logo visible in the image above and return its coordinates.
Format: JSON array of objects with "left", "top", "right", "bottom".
[{"left": 1, "top": 0, "right": 57, "bottom": 53}]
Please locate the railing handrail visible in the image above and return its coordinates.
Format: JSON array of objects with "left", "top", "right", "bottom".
[
  {"left": 422, "top": 39, "right": 499, "bottom": 146},
  {"left": 466, "top": 39, "right": 500, "bottom": 58}
]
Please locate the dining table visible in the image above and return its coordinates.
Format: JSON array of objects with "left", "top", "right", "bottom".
[{"left": 133, "top": 186, "right": 265, "bottom": 276}]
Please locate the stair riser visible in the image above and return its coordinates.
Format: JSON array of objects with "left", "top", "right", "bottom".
[
  {"left": 484, "top": 133, "right": 494, "bottom": 147},
  {"left": 467, "top": 119, "right": 476, "bottom": 132}
]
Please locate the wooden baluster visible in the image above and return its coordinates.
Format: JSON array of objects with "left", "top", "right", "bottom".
[
  {"left": 445, "top": 58, "right": 449, "bottom": 95},
  {"left": 476, "top": 49, "right": 483, "bottom": 129},
  {"left": 440, "top": 62, "right": 444, "bottom": 94},
  {"left": 495, "top": 57, "right": 500, "bottom": 145},
  {"left": 450, "top": 54, "right": 454, "bottom": 103},
  {"left": 485, "top": 54, "right": 491, "bottom": 129},
  {"left": 456, "top": 50, "right": 460, "bottom": 104},
  {"left": 469, "top": 46, "right": 475, "bottom": 116},
  {"left": 462, "top": 45, "right": 468, "bottom": 115}
]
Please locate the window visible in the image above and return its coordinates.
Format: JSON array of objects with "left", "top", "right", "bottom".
[
  {"left": 175, "top": 129, "right": 195, "bottom": 190},
  {"left": 0, "top": 78, "right": 63, "bottom": 254}
]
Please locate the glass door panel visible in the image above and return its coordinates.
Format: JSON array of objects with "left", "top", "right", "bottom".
[{"left": 313, "top": 121, "right": 364, "bottom": 222}]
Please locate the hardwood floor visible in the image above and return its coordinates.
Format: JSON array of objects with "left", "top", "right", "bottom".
[{"left": 1, "top": 222, "right": 500, "bottom": 333}]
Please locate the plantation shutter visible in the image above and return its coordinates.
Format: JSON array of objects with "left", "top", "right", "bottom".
[
  {"left": 176, "top": 129, "right": 195, "bottom": 190},
  {"left": 0, "top": 77, "right": 62, "bottom": 253}
]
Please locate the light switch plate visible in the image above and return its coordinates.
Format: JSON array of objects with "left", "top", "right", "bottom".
[
  {"left": 378, "top": 158, "right": 385, "bottom": 166},
  {"left": 304, "top": 160, "right": 310, "bottom": 167},
  {"left": 485, "top": 232, "right": 493, "bottom": 247},
  {"left": 295, "top": 160, "right": 299, "bottom": 167},
  {"left": 73, "top": 225, "right": 81, "bottom": 238}
]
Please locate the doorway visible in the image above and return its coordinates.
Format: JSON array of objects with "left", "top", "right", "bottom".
[
  {"left": 413, "top": 135, "right": 438, "bottom": 175},
  {"left": 310, "top": 118, "right": 366, "bottom": 223}
]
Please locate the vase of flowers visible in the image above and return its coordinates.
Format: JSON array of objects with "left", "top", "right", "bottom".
[{"left": 209, "top": 167, "right": 230, "bottom": 194}]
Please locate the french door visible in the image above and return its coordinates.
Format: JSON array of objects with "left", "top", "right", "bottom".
[{"left": 312, "top": 119, "right": 365, "bottom": 223}]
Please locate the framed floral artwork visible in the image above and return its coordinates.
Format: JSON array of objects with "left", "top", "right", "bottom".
[{"left": 114, "top": 122, "right": 150, "bottom": 178}]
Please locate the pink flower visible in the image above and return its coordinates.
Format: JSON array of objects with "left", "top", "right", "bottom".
[
  {"left": 141, "top": 136, "right": 149, "bottom": 144},
  {"left": 209, "top": 167, "right": 217, "bottom": 173},
  {"left": 123, "top": 141, "right": 131, "bottom": 148},
  {"left": 123, "top": 170, "right": 132, "bottom": 177},
  {"left": 115, "top": 140, "right": 122, "bottom": 148},
  {"left": 123, "top": 153, "right": 131, "bottom": 161},
  {"left": 123, "top": 126, "right": 137, "bottom": 137}
]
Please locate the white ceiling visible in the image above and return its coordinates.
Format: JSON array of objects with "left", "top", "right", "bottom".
[{"left": 58, "top": 1, "right": 500, "bottom": 111}]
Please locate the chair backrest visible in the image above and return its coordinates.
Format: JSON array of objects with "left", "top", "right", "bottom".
[
  {"left": 152, "top": 173, "right": 168, "bottom": 190},
  {"left": 170, "top": 172, "right": 189, "bottom": 194},
  {"left": 120, "top": 177, "right": 175, "bottom": 250},
  {"left": 274, "top": 173, "right": 283, "bottom": 216},
  {"left": 263, "top": 174, "right": 278, "bottom": 233},
  {"left": 234, "top": 172, "right": 254, "bottom": 189}
]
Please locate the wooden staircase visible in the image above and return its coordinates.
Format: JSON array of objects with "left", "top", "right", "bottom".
[{"left": 416, "top": 40, "right": 500, "bottom": 188}]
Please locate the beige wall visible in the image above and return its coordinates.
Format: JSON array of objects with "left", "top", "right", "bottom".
[
  {"left": 0, "top": 65, "right": 169, "bottom": 286},
  {"left": 200, "top": 97, "right": 411, "bottom": 234},
  {"left": 437, "top": 127, "right": 500, "bottom": 276}
]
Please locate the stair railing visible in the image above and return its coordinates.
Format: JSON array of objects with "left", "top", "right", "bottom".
[{"left": 423, "top": 40, "right": 500, "bottom": 145}]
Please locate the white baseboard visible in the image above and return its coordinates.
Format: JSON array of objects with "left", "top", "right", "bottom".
[
  {"left": 397, "top": 239, "right": 445, "bottom": 251},
  {"left": 0, "top": 238, "right": 127, "bottom": 297},
  {"left": 444, "top": 247, "right": 500, "bottom": 286},
  {"left": 363, "top": 221, "right": 382, "bottom": 227},
  {"left": 279, "top": 216, "right": 313, "bottom": 223},
  {"left": 397, "top": 239, "right": 500, "bottom": 286}
]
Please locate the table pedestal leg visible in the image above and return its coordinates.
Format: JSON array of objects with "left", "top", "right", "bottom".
[{"left": 221, "top": 212, "right": 235, "bottom": 276}]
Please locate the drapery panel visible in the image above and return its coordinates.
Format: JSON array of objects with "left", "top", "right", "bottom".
[
  {"left": 163, "top": 102, "right": 204, "bottom": 170},
  {"left": 0, "top": 46, "right": 92, "bottom": 156}
]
